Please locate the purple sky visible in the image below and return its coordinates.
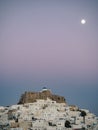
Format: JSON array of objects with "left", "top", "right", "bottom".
[{"left": 0, "top": 0, "right": 98, "bottom": 115}]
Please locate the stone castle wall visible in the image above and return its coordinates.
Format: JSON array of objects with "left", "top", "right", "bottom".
[{"left": 18, "top": 89, "right": 66, "bottom": 104}]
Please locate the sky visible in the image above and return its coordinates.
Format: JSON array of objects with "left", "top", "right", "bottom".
[{"left": 0, "top": 0, "right": 98, "bottom": 115}]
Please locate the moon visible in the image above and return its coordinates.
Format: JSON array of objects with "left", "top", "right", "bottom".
[{"left": 81, "top": 19, "right": 86, "bottom": 24}]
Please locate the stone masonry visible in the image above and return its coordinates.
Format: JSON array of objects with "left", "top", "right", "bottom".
[{"left": 18, "top": 88, "right": 66, "bottom": 104}]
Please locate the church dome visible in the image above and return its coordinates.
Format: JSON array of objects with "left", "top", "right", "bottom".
[{"left": 42, "top": 87, "right": 48, "bottom": 91}]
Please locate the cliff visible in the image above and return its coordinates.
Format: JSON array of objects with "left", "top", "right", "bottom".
[{"left": 18, "top": 88, "right": 66, "bottom": 104}]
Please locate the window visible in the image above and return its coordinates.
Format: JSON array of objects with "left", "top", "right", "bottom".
[{"left": 58, "top": 97, "right": 60, "bottom": 100}]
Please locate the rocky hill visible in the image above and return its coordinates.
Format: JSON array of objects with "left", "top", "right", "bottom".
[
  {"left": 18, "top": 87, "right": 66, "bottom": 104},
  {"left": 0, "top": 88, "right": 98, "bottom": 130}
]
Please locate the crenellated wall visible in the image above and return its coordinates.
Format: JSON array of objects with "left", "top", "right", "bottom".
[{"left": 18, "top": 89, "right": 66, "bottom": 104}]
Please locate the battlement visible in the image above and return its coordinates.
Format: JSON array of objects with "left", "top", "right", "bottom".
[{"left": 18, "top": 88, "right": 66, "bottom": 104}]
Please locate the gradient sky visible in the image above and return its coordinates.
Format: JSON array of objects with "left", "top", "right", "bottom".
[{"left": 0, "top": 0, "right": 98, "bottom": 115}]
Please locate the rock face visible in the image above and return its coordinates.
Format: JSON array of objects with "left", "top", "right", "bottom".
[{"left": 18, "top": 88, "right": 66, "bottom": 104}]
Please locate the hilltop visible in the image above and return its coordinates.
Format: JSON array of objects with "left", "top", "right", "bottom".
[
  {"left": 18, "top": 87, "right": 66, "bottom": 104},
  {"left": 0, "top": 88, "right": 98, "bottom": 130}
]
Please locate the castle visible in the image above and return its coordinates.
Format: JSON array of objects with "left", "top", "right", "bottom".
[{"left": 18, "top": 87, "right": 66, "bottom": 104}]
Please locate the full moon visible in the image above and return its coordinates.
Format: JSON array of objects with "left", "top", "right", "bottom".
[{"left": 81, "top": 19, "right": 86, "bottom": 24}]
